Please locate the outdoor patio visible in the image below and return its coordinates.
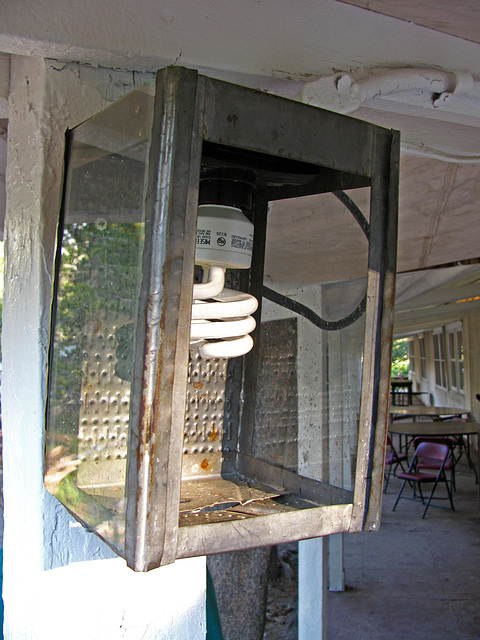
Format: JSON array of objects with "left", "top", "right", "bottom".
[{"left": 263, "top": 455, "right": 480, "bottom": 640}]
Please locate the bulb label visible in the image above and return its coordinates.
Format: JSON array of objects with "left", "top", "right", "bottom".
[
  {"left": 195, "top": 204, "right": 254, "bottom": 269},
  {"left": 196, "top": 228, "right": 212, "bottom": 245},
  {"left": 231, "top": 234, "right": 253, "bottom": 252}
]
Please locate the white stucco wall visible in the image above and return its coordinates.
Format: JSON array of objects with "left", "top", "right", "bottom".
[{"left": 2, "top": 55, "right": 206, "bottom": 639}]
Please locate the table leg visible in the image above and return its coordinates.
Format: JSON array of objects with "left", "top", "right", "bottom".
[{"left": 465, "top": 435, "right": 479, "bottom": 484}]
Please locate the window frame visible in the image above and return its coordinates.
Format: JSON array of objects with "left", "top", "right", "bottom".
[
  {"left": 418, "top": 334, "right": 427, "bottom": 380},
  {"left": 446, "top": 323, "right": 465, "bottom": 393},
  {"left": 408, "top": 339, "right": 416, "bottom": 375},
  {"left": 432, "top": 330, "right": 447, "bottom": 389}
]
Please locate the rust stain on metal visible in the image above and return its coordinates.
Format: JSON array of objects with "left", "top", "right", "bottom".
[
  {"left": 136, "top": 278, "right": 170, "bottom": 505},
  {"left": 208, "top": 427, "right": 219, "bottom": 442},
  {"left": 200, "top": 458, "right": 211, "bottom": 471},
  {"left": 193, "top": 381, "right": 204, "bottom": 390}
]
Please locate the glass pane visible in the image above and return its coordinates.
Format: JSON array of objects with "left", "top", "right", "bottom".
[
  {"left": 433, "top": 335, "right": 441, "bottom": 386},
  {"left": 441, "top": 358, "right": 447, "bottom": 388},
  {"left": 434, "top": 360, "right": 441, "bottom": 387},
  {"left": 457, "top": 330, "right": 465, "bottom": 390},
  {"left": 439, "top": 335, "right": 447, "bottom": 387},
  {"left": 448, "top": 332, "right": 457, "bottom": 388},
  {"left": 255, "top": 188, "right": 370, "bottom": 493},
  {"left": 44, "top": 85, "right": 154, "bottom": 554},
  {"left": 419, "top": 337, "right": 427, "bottom": 379},
  {"left": 408, "top": 341, "right": 415, "bottom": 373},
  {"left": 439, "top": 334, "right": 445, "bottom": 360}
]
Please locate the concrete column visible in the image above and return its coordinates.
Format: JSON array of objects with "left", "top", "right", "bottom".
[
  {"left": 297, "top": 280, "right": 364, "bottom": 634},
  {"left": 298, "top": 538, "right": 328, "bottom": 640},
  {"left": 328, "top": 534, "right": 345, "bottom": 592},
  {"left": 296, "top": 284, "right": 328, "bottom": 640},
  {"left": 2, "top": 55, "right": 206, "bottom": 639}
]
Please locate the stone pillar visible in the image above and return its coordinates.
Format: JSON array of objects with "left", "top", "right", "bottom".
[{"left": 208, "top": 548, "right": 271, "bottom": 640}]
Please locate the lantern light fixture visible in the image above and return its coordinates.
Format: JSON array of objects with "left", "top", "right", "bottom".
[{"left": 43, "top": 67, "right": 399, "bottom": 571}]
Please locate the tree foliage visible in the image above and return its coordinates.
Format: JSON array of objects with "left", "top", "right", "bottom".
[
  {"left": 48, "top": 221, "right": 144, "bottom": 447},
  {"left": 391, "top": 338, "right": 409, "bottom": 377}
]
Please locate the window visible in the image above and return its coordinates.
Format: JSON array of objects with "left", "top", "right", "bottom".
[
  {"left": 433, "top": 332, "right": 447, "bottom": 388},
  {"left": 408, "top": 339, "right": 415, "bottom": 374},
  {"left": 458, "top": 331, "right": 465, "bottom": 390},
  {"left": 447, "top": 327, "right": 464, "bottom": 392},
  {"left": 419, "top": 335, "right": 427, "bottom": 379}
]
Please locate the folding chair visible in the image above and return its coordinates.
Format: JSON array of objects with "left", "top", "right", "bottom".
[
  {"left": 384, "top": 435, "right": 407, "bottom": 493},
  {"left": 413, "top": 436, "right": 455, "bottom": 493},
  {"left": 392, "top": 439, "right": 454, "bottom": 518}
]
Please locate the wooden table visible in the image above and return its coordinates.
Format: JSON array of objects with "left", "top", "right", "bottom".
[
  {"left": 389, "top": 421, "right": 480, "bottom": 497},
  {"left": 390, "top": 405, "right": 469, "bottom": 421}
]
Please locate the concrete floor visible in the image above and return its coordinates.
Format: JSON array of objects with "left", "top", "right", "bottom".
[
  {"left": 328, "top": 460, "right": 480, "bottom": 640},
  {"left": 263, "top": 454, "right": 480, "bottom": 639}
]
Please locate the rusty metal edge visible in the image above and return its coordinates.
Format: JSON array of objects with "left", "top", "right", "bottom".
[
  {"left": 363, "top": 129, "right": 400, "bottom": 531},
  {"left": 237, "top": 452, "right": 353, "bottom": 506},
  {"left": 125, "top": 67, "right": 204, "bottom": 571},
  {"left": 349, "top": 127, "right": 399, "bottom": 532},
  {"left": 202, "top": 76, "right": 377, "bottom": 178},
  {"left": 123, "top": 67, "right": 399, "bottom": 567},
  {"left": 176, "top": 503, "right": 354, "bottom": 558}
]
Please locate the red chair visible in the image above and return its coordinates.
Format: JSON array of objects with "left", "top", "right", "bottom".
[
  {"left": 392, "top": 439, "right": 454, "bottom": 518},
  {"left": 384, "top": 435, "right": 407, "bottom": 493},
  {"left": 413, "top": 436, "right": 455, "bottom": 493}
]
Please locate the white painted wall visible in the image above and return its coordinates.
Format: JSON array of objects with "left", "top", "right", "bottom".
[{"left": 2, "top": 55, "right": 206, "bottom": 639}]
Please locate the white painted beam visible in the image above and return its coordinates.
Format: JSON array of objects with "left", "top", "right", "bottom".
[
  {"left": 2, "top": 55, "right": 206, "bottom": 640},
  {"left": 299, "top": 538, "right": 328, "bottom": 640},
  {"left": 0, "top": 52, "right": 9, "bottom": 117}
]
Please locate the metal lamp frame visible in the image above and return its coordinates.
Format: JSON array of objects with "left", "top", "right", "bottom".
[{"left": 121, "top": 66, "right": 399, "bottom": 571}]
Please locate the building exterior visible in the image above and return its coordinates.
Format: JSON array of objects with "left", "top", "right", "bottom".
[
  {"left": 404, "top": 317, "right": 479, "bottom": 419},
  {"left": 394, "top": 264, "right": 480, "bottom": 421}
]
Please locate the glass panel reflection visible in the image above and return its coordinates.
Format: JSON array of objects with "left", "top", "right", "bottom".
[
  {"left": 44, "top": 85, "right": 154, "bottom": 554},
  {"left": 255, "top": 188, "right": 370, "bottom": 493}
]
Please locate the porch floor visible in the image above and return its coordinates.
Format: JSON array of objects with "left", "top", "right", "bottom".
[{"left": 264, "top": 456, "right": 480, "bottom": 639}]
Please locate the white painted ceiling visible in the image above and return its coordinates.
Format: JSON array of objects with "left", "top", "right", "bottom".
[
  {"left": 2, "top": 0, "right": 480, "bottom": 331},
  {"left": 340, "top": 0, "right": 480, "bottom": 45},
  {"left": 394, "top": 263, "right": 480, "bottom": 335}
]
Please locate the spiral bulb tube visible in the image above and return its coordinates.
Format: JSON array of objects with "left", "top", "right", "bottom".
[
  {"left": 190, "top": 205, "right": 258, "bottom": 359},
  {"left": 191, "top": 266, "right": 258, "bottom": 358}
]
